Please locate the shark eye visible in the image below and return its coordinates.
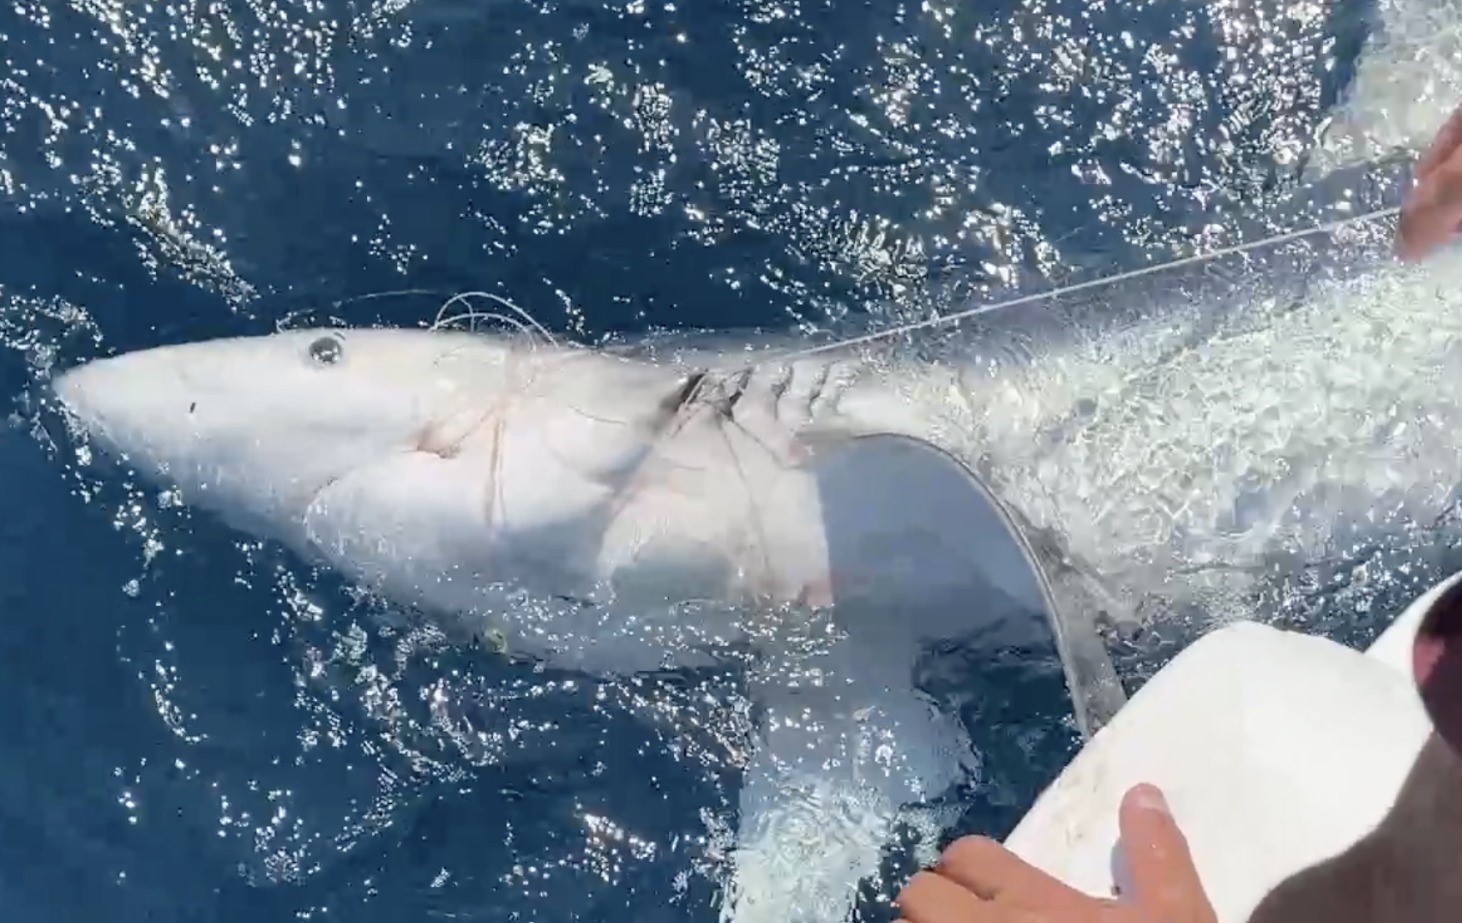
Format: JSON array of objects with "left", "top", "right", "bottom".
[{"left": 308, "top": 335, "right": 344, "bottom": 366}]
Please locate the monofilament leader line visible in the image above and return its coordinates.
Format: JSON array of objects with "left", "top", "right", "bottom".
[{"left": 783, "top": 204, "right": 1403, "bottom": 361}]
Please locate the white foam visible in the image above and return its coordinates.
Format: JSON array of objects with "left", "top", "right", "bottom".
[
  {"left": 1310, "top": 0, "right": 1462, "bottom": 174},
  {"left": 909, "top": 231, "right": 1462, "bottom": 627}
]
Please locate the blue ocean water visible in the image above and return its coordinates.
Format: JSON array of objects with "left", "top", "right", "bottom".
[{"left": 0, "top": 0, "right": 1437, "bottom": 921}]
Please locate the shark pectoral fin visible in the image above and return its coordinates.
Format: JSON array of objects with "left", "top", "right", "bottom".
[
  {"left": 719, "top": 432, "right": 1108, "bottom": 923},
  {"left": 807, "top": 432, "right": 1124, "bottom": 732}
]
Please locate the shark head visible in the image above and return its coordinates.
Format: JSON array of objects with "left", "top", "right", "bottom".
[
  {"left": 51, "top": 328, "right": 700, "bottom": 561},
  {"left": 49, "top": 327, "right": 821, "bottom": 628},
  {"left": 55, "top": 328, "right": 511, "bottom": 541}
]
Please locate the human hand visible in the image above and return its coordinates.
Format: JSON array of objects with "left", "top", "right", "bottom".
[
  {"left": 894, "top": 784, "right": 1218, "bottom": 922},
  {"left": 1398, "top": 105, "right": 1462, "bottom": 261}
]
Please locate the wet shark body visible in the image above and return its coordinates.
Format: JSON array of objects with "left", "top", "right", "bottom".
[{"left": 52, "top": 328, "right": 1108, "bottom": 923}]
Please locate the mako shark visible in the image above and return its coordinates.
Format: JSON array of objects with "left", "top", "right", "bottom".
[
  {"left": 49, "top": 215, "right": 1462, "bottom": 922},
  {"left": 50, "top": 326, "right": 1117, "bottom": 923}
]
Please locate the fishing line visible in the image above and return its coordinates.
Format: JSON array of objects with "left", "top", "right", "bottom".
[
  {"left": 413, "top": 203, "right": 1401, "bottom": 359},
  {"left": 782, "top": 204, "right": 1403, "bottom": 360}
]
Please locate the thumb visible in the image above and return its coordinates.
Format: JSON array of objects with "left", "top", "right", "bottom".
[{"left": 1117, "top": 784, "right": 1215, "bottom": 923}]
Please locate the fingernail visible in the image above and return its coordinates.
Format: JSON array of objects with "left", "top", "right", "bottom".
[{"left": 1128, "top": 783, "right": 1169, "bottom": 814}]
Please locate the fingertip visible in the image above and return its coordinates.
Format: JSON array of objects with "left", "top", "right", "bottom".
[
  {"left": 1393, "top": 220, "right": 1425, "bottom": 262},
  {"left": 1396, "top": 159, "right": 1462, "bottom": 262},
  {"left": 937, "top": 834, "right": 1006, "bottom": 871},
  {"left": 1395, "top": 218, "right": 1462, "bottom": 264},
  {"left": 1395, "top": 196, "right": 1442, "bottom": 262},
  {"left": 1117, "top": 783, "right": 1213, "bottom": 919},
  {"left": 1121, "top": 782, "right": 1170, "bottom": 816}
]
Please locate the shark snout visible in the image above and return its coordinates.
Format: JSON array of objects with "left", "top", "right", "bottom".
[{"left": 52, "top": 348, "right": 198, "bottom": 455}]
